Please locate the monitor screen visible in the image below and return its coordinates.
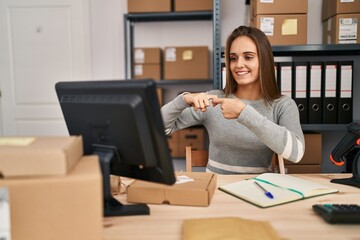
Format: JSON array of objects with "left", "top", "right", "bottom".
[{"left": 55, "top": 79, "right": 176, "bottom": 216}]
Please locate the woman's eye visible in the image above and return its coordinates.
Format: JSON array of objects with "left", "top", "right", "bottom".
[
  {"left": 245, "top": 55, "right": 253, "bottom": 60},
  {"left": 230, "top": 57, "right": 237, "bottom": 62}
]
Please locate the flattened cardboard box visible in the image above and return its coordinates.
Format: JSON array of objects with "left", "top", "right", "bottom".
[
  {"left": 0, "top": 136, "right": 83, "bottom": 177},
  {"left": 127, "top": 172, "right": 217, "bottom": 206},
  {"left": 0, "top": 156, "right": 102, "bottom": 240}
]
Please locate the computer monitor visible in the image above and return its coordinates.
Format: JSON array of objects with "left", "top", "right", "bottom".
[{"left": 55, "top": 79, "right": 176, "bottom": 217}]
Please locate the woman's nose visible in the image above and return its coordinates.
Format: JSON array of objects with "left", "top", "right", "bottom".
[{"left": 236, "top": 58, "right": 245, "bottom": 68}]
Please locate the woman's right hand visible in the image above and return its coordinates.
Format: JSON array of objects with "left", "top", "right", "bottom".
[{"left": 183, "top": 92, "right": 218, "bottom": 112}]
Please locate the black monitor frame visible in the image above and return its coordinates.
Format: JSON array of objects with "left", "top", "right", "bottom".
[{"left": 55, "top": 79, "right": 176, "bottom": 216}]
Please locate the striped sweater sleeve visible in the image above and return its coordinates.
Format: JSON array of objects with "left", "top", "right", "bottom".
[{"left": 238, "top": 98, "right": 305, "bottom": 163}]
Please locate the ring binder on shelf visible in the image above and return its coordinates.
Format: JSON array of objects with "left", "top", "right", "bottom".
[
  {"left": 293, "top": 62, "right": 308, "bottom": 124},
  {"left": 338, "top": 61, "right": 353, "bottom": 124},
  {"left": 322, "top": 61, "right": 339, "bottom": 124},
  {"left": 308, "top": 62, "right": 323, "bottom": 124},
  {"left": 278, "top": 62, "right": 293, "bottom": 98}
]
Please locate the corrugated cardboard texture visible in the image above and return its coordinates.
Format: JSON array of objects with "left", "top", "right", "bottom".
[
  {"left": 164, "top": 46, "right": 209, "bottom": 80},
  {"left": 0, "top": 156, "right": 102, "bottom": 240},
  {"left": 127, "top": 172, "right": 217, "bottom": 206},
  {"left": 250, "top": 14, "right": 307, "bottom": 45},
  {"left": 174, "top": 0, "right": 213, "bottom": 12},
  {"left": 0, "top": 136, "right": 83, "bottom": 177},
  {"left": 127, "top": 0, "right": 172, "bottom": 13},
  {"left": 250, "top": 0, "right": 308, "bottom": 19},
  {"left": 322, "top": 0, "right": 360, "bottom": 21}
]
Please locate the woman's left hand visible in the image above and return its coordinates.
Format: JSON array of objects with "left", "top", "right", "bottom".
[{"left": 212, "top": 98, "right": 246, "bottom": 119}]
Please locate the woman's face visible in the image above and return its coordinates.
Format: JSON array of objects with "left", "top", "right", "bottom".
[{"left": 229, "top": 36, "right": 259, "bottom": 88}]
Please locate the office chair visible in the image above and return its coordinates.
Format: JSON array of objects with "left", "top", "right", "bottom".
[{"left": 185, "top": 146, "right": 286, "bottom": 174}]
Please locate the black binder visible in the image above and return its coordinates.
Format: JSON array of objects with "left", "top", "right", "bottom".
[
  {"left": 322, "top": 61, "right": 339, "bottom": 124},
  {"left": 278, "top": 62, "right": 293, "bottom": 98},
  {"left": 338, "top": 61, "right": 353, "bottom": 124},
  {"left": 308, "top": 62, "right": 323, "bottom": 124},
  {"left": 293, "top": 62, "right": 308, "bottom": 124}
]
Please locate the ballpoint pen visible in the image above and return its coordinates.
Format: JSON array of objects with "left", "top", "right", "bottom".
[{"left": 254, "top": 181, "right": 274, "bottom": 199}]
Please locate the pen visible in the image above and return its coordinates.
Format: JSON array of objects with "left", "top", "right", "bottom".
[{"left": 254, "top": 181, "right": 274, "bottom": 199}]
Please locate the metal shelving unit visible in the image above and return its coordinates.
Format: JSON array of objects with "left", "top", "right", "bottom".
[{"left": 123, "top": 0, "right": 221, "bottom": 89}]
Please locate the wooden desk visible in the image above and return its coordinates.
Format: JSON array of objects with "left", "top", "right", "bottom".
[{"left": 103, "top": 174, "right": 360, "bottom": 240}]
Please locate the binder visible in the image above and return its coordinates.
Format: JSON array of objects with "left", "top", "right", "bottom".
[
  {"left": 322, "top": 61, "right": 339, "bottom": 124},
  {"left": 293, "top": 62, "right": 308, "bottom": 124},
  {"left": 308, "top": 62, "right": 323, "bottom": 124},
  {"left": 278, "top": 62, "right": 293, "bottom": 98},
  {"left": 338, "top": 61, "right": 353, "bottom": 124}
]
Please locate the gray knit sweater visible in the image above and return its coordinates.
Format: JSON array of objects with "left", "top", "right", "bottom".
[{"left": 161, "top": 89, "right": 305, "bottom": 174}]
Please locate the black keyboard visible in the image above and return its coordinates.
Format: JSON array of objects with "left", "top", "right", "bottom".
[{"left": 312, "top": 204, "right": 360, "bottom": 224}]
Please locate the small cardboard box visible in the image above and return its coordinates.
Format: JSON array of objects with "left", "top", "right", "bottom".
[
  {"left": 0, "top": 156, "right": 102, "bottom": 240},
  {"left": 322, "top": 0, "right": 360, "bottom": 21},
  {"left": 0, "top": 136, "right": 83, "bottom": 177},
  {"left": 167, "top": 131, "right": 181, "bottom": 158},
  {"left": 250, "top": 14, "right": 307, "bottom": 45},
  {"left": 174, "top": 0, "right": 213, "bottom": 12},
  {"left": 164, "top": 46, "right": 209, "bottom": 80},
  {"left": 134, "top": 48, "right": 162, "bottom": 64},
  {"left": 323, "top": 13, "right": 360, "bottom": 44},
  {"left": 134, "top": 64, "right": 162, "bottom": 80},
  {"left": 250, "top": 0, "right": 308, "bottom": 19},
  {"left": 127, "top": 0, "right": 172, "bottom": 13},
  {"left": 127, "top": 172, "right": 217, "bottom": 206}
]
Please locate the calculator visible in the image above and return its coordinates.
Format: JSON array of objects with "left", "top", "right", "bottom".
[{"left": 312, "top": 204, "right": 360, "bottom": 224}]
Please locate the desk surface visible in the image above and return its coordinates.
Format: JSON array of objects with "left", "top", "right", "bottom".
[{"left": 103, "top": 174, "right": 360, "bottom": 240}]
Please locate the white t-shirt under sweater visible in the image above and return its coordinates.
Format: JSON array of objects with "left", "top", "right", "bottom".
[{"left": 161, "top": 90, "right": 305, "bottom": 174}]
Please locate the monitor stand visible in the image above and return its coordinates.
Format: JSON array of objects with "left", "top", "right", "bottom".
[
  {"left": 331, "top": 150, "right": 360, "bottom": 189},
  {"left": 93, "top": 145, "right": 150, "bottom": 217}
]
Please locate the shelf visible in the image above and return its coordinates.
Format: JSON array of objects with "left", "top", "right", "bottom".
[
  {"left": 124, "top": 11, "right": 213, "bottom": 22},
  {"left": 222, "top": 44, "right": 360, "bottom": 57},
  {"left": 155, "top": 80, "right": 213, "bottom": 87},
  {"left": 272, "top": 44, "right": 360, "bottom": 56},
  {"left": 301, "top": 124, "right": 348, "bottom": 132}
]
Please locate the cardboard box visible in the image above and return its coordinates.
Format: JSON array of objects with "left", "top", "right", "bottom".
[
  {"left": 323, "top": 13, "right": 360, "bottom": 44},
  {"left": 250, "top": 14, "right": 307, "bottom": 45},
  {"left": 134, "top": 64, "right": 162, "bottom": 80},
  {"left": 127, "top": 0, "right": 172, "bottom": 13},
  {"left": 322, "top": 0, "right": 360, "bottom": 21},
  {"left": 127, "top": 172, "right": 217, "bottom": 206},
  {"left": 285, "top": 164, "right": 321, "bottom": 173},
  {"left": 167, "top": 131, "right": 181, "bottom": 158},
  {"left": 174, "top": 0, "right": 213, "bottom": 12},
  {"left": 0, "top": 156, "right": 102, "bottom": 240},
  {"left": 250, "top": 0, "right": 308, "bottom": 19},
  {"left": 285, "top": 133, "right": 322, "bottom": 165},
  {"left": 134, "top": 48, "right": 162, "bottom": 64},
  {"left": 164, "top": 46, "right": 210, "bottom": 80},
  {"left": 0, "top": 136, "right": 83, "bottom": 177},
  {"left": 178, "top": 128, "right": 205, "bottom": 157}
]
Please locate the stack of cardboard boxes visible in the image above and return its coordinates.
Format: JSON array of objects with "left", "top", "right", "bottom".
[
  {"left": 250, "top": 0, "right": 308, "bottom": 45},
  {"left": 0, "top": 136, "right": 102, "bottom": 240},
  {"left": 322, "top": 0, "right": 360, "bottom": 44},
  {"left": 168, "top": 127, "right": 206, "bottom": 158}
]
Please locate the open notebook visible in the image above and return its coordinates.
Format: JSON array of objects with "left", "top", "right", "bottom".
[{"left": 219, "top": 173, "right": 338, "bottom": 208}]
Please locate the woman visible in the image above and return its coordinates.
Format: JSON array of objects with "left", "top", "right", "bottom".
[{"left": 161, "top": 25, "right": 305, "bottom": 174}]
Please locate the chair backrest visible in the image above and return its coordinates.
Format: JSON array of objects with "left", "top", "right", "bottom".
[
  {"left": 185, "top": 146, "right": 286, "bottom": 174},
  {"left": 185, "top": 146, "right": 208, "bottom": 172}
]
